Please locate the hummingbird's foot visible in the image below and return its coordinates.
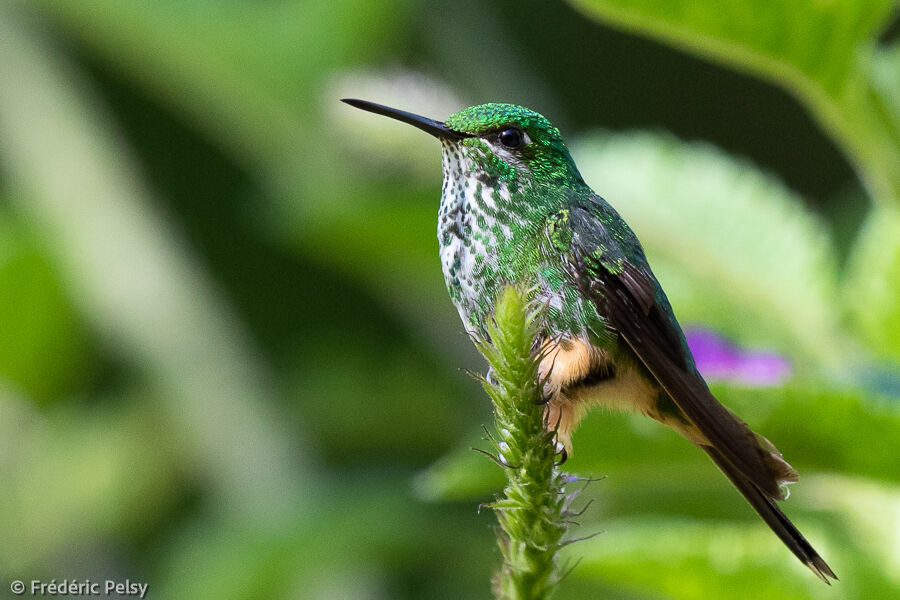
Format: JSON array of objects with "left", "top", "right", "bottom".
[
  {"left": 555, "top": 440, "right": 568, "bottom": 465},
  {"left": 485, "top": 367, "right": 497, "bottom": 385},
  {"left": 536, "top": 379, "right": 558, "bottom": 405}
]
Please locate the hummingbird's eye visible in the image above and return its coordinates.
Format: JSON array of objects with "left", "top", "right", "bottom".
[{"left": 498, "top": 128, "right": 524, "bottom": 149}]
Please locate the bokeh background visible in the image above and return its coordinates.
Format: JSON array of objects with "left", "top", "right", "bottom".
[{"left": 0, "top": 1, "right": 899, "bottom": 599}]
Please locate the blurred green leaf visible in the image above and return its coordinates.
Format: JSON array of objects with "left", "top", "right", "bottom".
[
  {"left": 413, "top": 433, "right": 505, "bottom": 503},
  {"left": 29, "top": 0, "right": 412, "bottom": 143},
  {"left": 27, "top": 1, "right": 481, "bottom": 367},
  {"left": 843, "top": 204, "right": 900, "bottom": 362},
  {"left": 568, "top": 506, "right": 899, "bottom": 600},
  {"left": 0, "top": 392, "right": 186, "bottom": 573},
  {"left": 568, "top": 0, "right": 895, "bottom": 88},
  {"left": 571, "top": 518, "right": 821, "bottom": 599},
  {"left": 0, "top": 3, "right": 308, "bottom": 515},
  {"left": 569, "top": 0, "right": 900, "bottom": 205},
  {"left": 573, "top": 131, "right": 843, "bottom": 369},
  {"left": 290, "top": 329, "right": 473, "bottom": 462},
  {"left": 156, "top": 480, "right": 495, "bottom": 600},
  {"left": 30, "top": 0, "right": 414, "bottom": 208},
  {"left": 0, "top": 210, "right": 92, "bottom": 403}
]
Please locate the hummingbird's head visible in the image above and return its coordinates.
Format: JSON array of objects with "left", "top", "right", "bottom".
[
  {"left": 442, "top": 103, "right": 583, "bottom": 188},
  {"left": 342, "top": 99, "right": 584, "bottom": 189}
]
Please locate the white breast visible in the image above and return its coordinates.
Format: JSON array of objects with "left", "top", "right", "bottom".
[{"left": 437, "top": 143, "right": 508, "bottom": 333}]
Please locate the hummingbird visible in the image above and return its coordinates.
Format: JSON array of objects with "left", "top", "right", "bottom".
[{"left": 342, "top": 98, "right": 836, "bottom": 583}]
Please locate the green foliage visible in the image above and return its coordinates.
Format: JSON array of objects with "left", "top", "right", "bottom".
[
  {"left": 843, "top": 205, "right": 900, "bottom": 362},
  {"left": 477, "top": 287, "right": 568, "bottom": 600},
  {"left": 0, "top": 212, "right": 92, "bottom": 402},
  {"left": 0, "top": 393, "right": 184, "bottom": 573},
  {"left": 568, "top": 0, "right": 900, "bottom": 206},
  {"left": 574, "top": 518, "right": 824, "bottom": 600},
  {"left": 0, "top": 6, "right": 308, "bottom": 516}
]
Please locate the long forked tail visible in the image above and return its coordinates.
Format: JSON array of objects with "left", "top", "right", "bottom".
[{"left": 703, "top": 446, "right": 837, "bottom": 583}]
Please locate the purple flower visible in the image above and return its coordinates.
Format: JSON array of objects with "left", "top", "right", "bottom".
[{"left": 685, "top": 328, "right": 791, "bottom": 387}]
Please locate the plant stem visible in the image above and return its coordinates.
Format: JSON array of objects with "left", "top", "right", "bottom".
[{"left": 476, "top": 287, "right": 569, "bottom": 600}]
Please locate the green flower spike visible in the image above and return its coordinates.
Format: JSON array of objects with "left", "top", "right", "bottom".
[{"left": 475, "top": 286, "right": 578, "bottom": 600}]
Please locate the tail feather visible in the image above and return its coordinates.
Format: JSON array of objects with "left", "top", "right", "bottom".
[{"left": 703, "top": 446, "right": 837, "bottom": 583}]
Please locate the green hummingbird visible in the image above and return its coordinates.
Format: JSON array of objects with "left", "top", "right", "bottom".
[{"left": 342, "top": 98, "right": 835, "bottom": 583}]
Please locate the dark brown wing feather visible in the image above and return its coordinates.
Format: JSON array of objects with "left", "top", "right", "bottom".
[
  {"left": 578, "top": 258, "right": 781, "bottom": 498},
  {"left": 575, "top": 257, "right": 836, "bottom": 581}
]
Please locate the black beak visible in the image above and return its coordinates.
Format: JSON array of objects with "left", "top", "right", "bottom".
[{"left": 341, "top": 98, "right": 471, "bottom": 141}]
